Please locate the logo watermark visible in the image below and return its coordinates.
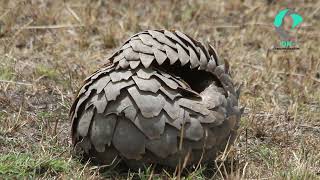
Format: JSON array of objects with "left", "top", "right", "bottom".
[{"left": 272, "top": 8, "right": 303, "bottom": 50}]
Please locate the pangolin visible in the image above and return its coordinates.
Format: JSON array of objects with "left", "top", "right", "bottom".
[{"left": 69, "top": 29, "right": 242, "bottom": 169}]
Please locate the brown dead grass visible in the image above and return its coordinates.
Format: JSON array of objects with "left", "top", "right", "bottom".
[{"left": 0, "top": 0, "right": 319, "bottom": 179}]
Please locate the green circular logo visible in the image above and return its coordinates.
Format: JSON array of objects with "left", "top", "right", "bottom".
[{"left": 273, "top": 8, "right": 303, "bottom": 40}]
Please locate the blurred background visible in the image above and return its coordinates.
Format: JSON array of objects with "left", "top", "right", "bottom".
[{"left": 0, "top": 0, "right": 319, "bottom": 179}]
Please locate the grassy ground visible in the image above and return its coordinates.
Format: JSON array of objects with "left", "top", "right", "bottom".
[{"left": 0, "top": 0, "right": 319, "bottom": 179}]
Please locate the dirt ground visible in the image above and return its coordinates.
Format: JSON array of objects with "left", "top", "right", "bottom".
[{"left": 0, "top": 0, "right": 319, "bottom": 179}]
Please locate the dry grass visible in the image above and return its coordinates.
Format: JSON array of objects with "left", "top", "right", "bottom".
[{"left": 0, "top": 0, "right": 319, "bottom": 179}]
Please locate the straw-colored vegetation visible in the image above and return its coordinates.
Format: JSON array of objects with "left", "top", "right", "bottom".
[{"left": 0, "top": 0, "right": 319, "bottom": 179}]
